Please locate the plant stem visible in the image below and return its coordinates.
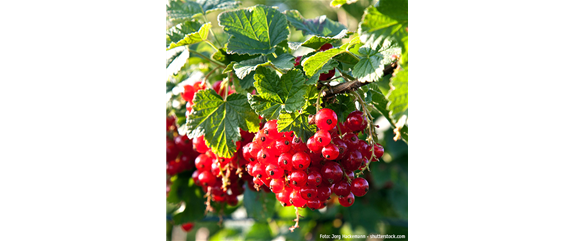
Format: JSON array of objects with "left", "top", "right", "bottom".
[
  {"left": 203, "top": 14, "right": 223, "bottom": 47},
  {"left": 189, "top": 49, "right": 226, "bottom": 68},
  {"left": 205, "top": 40, "right": 219, "bottom": 52}
]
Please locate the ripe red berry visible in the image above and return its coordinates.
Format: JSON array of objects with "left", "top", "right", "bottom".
[
  {"left": 277, "top": 187, "right": 293, "bottom": 207},
  {"left": 317, "top": 185, "right": 332, "bottom": 201},
  {"left": 307, "top": 200, "right": 323, "bottom": 210},
  {"left": 346, "top": 111, "right": 367, "bottom": 132},
  {"left": 332, "top": 137, "right": 348, "bottom": 160},
  {"left": 192, "top": 136, "right": 209, "bottom": 153},
  {"left": 194, "top": 154, "right": 213, "bottom": 172},
  {"left": 278, "top": 153, "right": 293, "bottom": 171},
  {"left": 252, "top": 162, "right": 266, "bottom": 179},
  {"left": 338, "top": 193, "right": 355, "bottom": 207},
  {"left": 166, "top": 116, "right": 176, "bottom": 131},
  {"left": 315, "top": 108, "right": 338, "bottom": 131},
  {"left": 166, "top": 138, "right": 179, "bottom": 161},
  {"left": 319, "top": 43, "right": 333, "bottom": 52},
  {"left": 307, "top": 169, "right": 323, "bottom": 187},
  {"left": 292, "top": 152, "right": 311, "bottom": 170},
  {"left": 288, "top": 170, "right": 308, "bottom": 188},
  {"left": 248, "top": 142, "right": 262, "bottom": 159},
  {"left": 300, "top": 186, "right": 318, "bottom": 200},
  {"left": 320, "top": 161, "right": 343, "bottom": 184},
  {"left": 181, "top": 85, "right": 196, "bottom": 102},
  {"left": 321, "top": 143, "right": 340, "bottom": 160},
  {"left": 181, "top": 222, "right": 194, "bottom": 232},
  {"left": 319, "top": 68, "right": 335, "bottom": 81},
  {"left": 227, "top": 195, "right": 239, "bottom": 206},
  {"left": 275, "top": 139, "right": 291, "bottom": 153},
  {"left": 306, "top": 137, "right": 322, "bottom": 153},
  {"left": 266, "top": 163, "right": 284, "bottom": 179},
  {"left": 341, "top": 149, "right": 363, "bottom": 171},
  {"left": 198, "top": 170, "right": 216, "bottom": 187},
  {"left": 333, "top": 181, "right": 351, "bottom": 197},
  {"left": 289, "top": 189, "right": 307, "bottom": 208},
  {"left": 294, "top": 56, "right": 302, "bottom": 67},
  {"left": 269, "top": 178, "right": 285, "bottom": 193},
  {"left": 314, "top": 129, "right": 331, "bottom": 147},
  {"left": 257, "top": 148, "right": 272, "bottom": 164},
  {"left": 351, "top": 177, "right": 369, "bottom": 197},
  {"left": 242, "top": 143, "right": 255, "bottom": 162},
  {"left": 343, "top": 133, "right": 360, "bottom": 149},
  {"left": 374, "top": 144, "right": 385, "bottom": 160}
]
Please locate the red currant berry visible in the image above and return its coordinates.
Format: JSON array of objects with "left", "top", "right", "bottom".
[
  {"left": 192, "top": 136, "right": 209, "bottom": 153},
  {"left": 351, "top": 177, "right": 369, "bottom": 197},
  {"left": 254, "top": 131, "right": 272, "bottom": 148},
  {"left": 275, "top": 139, "right": 291, "bottom": 153},
  {"left": 289, "top": 189, "right": 307, "bottom": 208},
  {"left": 319, "top": 68, "right": 335, "bottom": 81},
  {"left": 198, "top": 170, "right": 216, "bottom": 187},
  {"left": 341, "top": 149, "right": 363, "bottom": 171},
  {"left": 276, "top": 187, "right": 293, "bottom": 207},
  {"left": 319, "top": 43, "right": 333, "bottom": 52},
  {"left": 248, "top": 142, "right": 262, "bottom": 159},
  {"left": 321, "top": 143, "right": 340, "bottom": 160},
  {"left": 307, "top": 169, "right": 323, "bottom": 187},
  {"left": 166, "top": 116, "right": 176, "bottom": 131},
  {"left": 266, "top": 163, "right": 284, "bottom": 179},
  {"left": 242, "top": 143, "right": 255, "bottom": 162},
  {"left": 174, "top": 135, "right": 194, "bottom": 153},
  {"left": 332, "top": 137, "right": 348, "bottom": 160},
  {"left": 269, "top": 178, "right": 285, "bottom": 193},
  {"left": 278, "top": 153, "right": 293, "bottom": 171},
  {"left": 306, "top": 137, "right": 322, "bottom": 153},
  {"left": 181, "top": 85, "right": 196, "bottom": 102},
  {"left": 317, "top": 185, "right": 332, "bottom": 201},
  {"left": 346, "top": 111, "right": 367, "bottom": 132},
  {"left": 343, "top": 133, "right": 360, "bottom": 149},
  {"left": 320, "top": 161, "right": 343, "bottom": 184},
  {"left": 300, "top": 186, "right": 318, "bottom": 200},
  {"left": 374, "top": 144, "right": 385, "bottom": 160},
  {"left": 292, "top": 152, "right": 311, "bottom": 170},
  {"left": 227, "top": 195, "right": 239, "bottom": 206},
  {"left": 307, "top": 200, "right": 323, "bottom": 210},
  {"left": 314, "top": 130, "right": 332, "bottom": 147},
  {"left": 338, "top": 193, "right": 355, "bottom": 207},
  {"left": 257, "top": 148, "right": 272, "bottom": 164},
  {"left": 333, "top": 181, "right": 351, "bottom": 197},
  {"left": 252, "top": 162, "right": 265, "bottom": 179},
  {"left": 294, "top": 56, "right": 302, "bottom": 67},
  {"left": 315, "top": 108, "right": 338, "bottom": 131},
  {"left": 181, "top": 222, "right": 194, "bottom": 232},
  {"left": 166, "top": 138, "right": 179, "bottom": 161},
  {"left": 291, "top": 137, "right": 307, "bottom": 153},
  {"left": 288, "top": 170, "right": 308, "bottom": 188},
  {"left": 194, "top": 154, "right": 213, "bottom": 171}
]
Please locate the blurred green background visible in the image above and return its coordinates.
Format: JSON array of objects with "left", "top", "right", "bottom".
[{"left": 166, "top": 0, "right": 408, "bottom": 240}]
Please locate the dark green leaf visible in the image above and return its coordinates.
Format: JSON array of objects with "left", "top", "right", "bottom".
[
  {"left": 376, "top": 0, "right": 408, "bottom": 21},
  {"left": 243, "top": 188, "right": 276, "bottom": 222},
  {"left": 239, "top": 71, "right": 255, "bottom": 90},
  {"left": 218, "top": 5, "right": 290, "bottom": 55},
  {"left": 186, "top": 90, "right": 260, "bottom": 157},
  {"left": 233, "top": 56, "right": 267, "bottom": 79},
  {"left": 284, "top": 10, "right": 347, "bottom": 37},
  {"left": 268, "top": 53, "right": 295, "bottom": 70},
  {"left": 197, "top": 0, "right": 240, "bottom": 15},
  {"left": 247, "top": 68, "right": 307, "bottom": 120},
  {"left": 386, "top": 69, "right": 408, "bottom": 127}
]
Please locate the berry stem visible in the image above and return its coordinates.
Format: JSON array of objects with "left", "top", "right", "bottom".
[
  {"left": 350, "top": 90, "right": 377, "bottom": 176},
  {"left": 204, "top": 187, "right": 215, "bottom": 214},
  {"left": 289, "top": 207, "right": 301, "bottom": 232},
  {"left": 202, "top": 66, "right": 220, "bottom": 88}
]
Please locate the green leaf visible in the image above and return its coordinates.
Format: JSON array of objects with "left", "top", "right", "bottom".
[
  {"left": 218, "top": 5, "right": 290, "bottom": 55},
  {"left": 246, "top": 223, "right": 272, "bottom": 240},
  {"left": 284, "top": 10, "right": 347, "bottom": 37},
  {"left": 302, "top": 46, "right": 347, "bottom": 77},
  {"left": 306, "top": 59, "right": 338, "bottom": 85},
  {"left": 352, "top": 51, "right": 385, "bottom": 83},
  {"left": 166, "top": 22, "right": 211, "bottom": 50},
  {"left": 197, "top": 0, "right": 240, "bottom": 15},
  {"left": 167, "top": 49, "right": 185, "bottom": 68},
  {"left": 386, "top": 69, "right": 408, "bottom": 127},
  {"left": 172, "top": 186, "right": 206, "bottom": 224},
  {"left": 233, "top": 56, "right": 267, "bottom": 79},
  {"left": 300, "top": 31, "right": 349, "bottom": 50},
  {"left": 243, "top": 188, "right": 276, "bottom": 222},
  {"left": 247, "top": 68, "right": 307, "bottom": 120},
  {"left": 167, "top": 0, "right": 240, "bottom": 23},
  {"left": 186, "top": 90, "right": 260, "bottom": 157},
  {"left": 277, "top": 109, "right": 316, "bottom": 142},
  {"left": 239, "top": 71, "right": 255, "bottom": 90},
  {"left": 268, "top": 53, "right": 295, "bottom": 70},
  {"left": 325, "top": 94, "right": 356, "bottom": 121},
  {"left": 359, "top": 6, "right": 408, "bottom": 51},
  {"left": 376, "top": 0, "right": 408, "bottom": 21},
  {"left": 167, "top": 0, "right": 203, "bottom": 22}
]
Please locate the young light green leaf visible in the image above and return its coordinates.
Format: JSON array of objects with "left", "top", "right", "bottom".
[
  {"left": 306, "top": 59, "right": 339, "bottom": 85},
  {"left": 218, "top": 5, "right": 290, "bottom": 55},
  {"left": 386, "top": 69, "right": 408, "bottom": 126},
  {"left": 277, "top": 110, "right": 316, "bottom": 142},
  {"left": 166, "top": 22, "right": 212, "bottom": 50},
  {"left": 284, "top": 10, "right": 347, "bottom": 37},
  {"left": 300, "top": 31, "right": 350, "bottom": 50},
  {"left": 352, "top": 52, "right": 385, "bottom": 83},
  {"left": 247, "top": 68, "right": 307, "bottom": 120},
  {"left": 359, "top": 6, "right": 407, "bottom": 51},
  {"left": 186, "top": 90, "right": 260, "bottom": 158},
  {"left": 330, "top": 0, "right": 358, "bottom": 8},
  {"left": 302, "top": 46, "right": 347, "bottom": 77}
]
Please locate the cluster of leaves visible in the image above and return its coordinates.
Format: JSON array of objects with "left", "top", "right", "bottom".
[
  {"left": 167, "top": 0, "right": 407, "bottom": 158},
  {"left": 166, "top": 0, "right": 408, "bottom": 239}
]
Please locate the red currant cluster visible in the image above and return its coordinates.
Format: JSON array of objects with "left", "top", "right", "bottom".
[
  {"left": 189, "top": 130, "right": 253, "bottom": 207},
  {"left": 242, "top": 108, "right": 384, "bottom": 212},
  {"left": 166, "top": 116, "right": 199, "bottom": 177}
]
